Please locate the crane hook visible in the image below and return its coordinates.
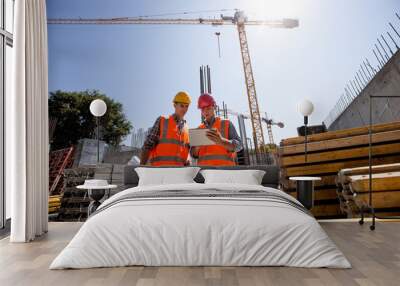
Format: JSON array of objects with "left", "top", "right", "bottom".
[{"left": 215, "top": 32, "right": 221, "bottom": 58}]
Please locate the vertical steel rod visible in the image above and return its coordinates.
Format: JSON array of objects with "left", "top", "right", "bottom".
[
  {"left": 372, "top": 49, "right": 383, "bottom": 68},
  {"left": 97, "top": 116, "right": 100, "bottom": 164},
  {"left": 387, "top": 31, "right": 399, "bottom": 49},
  {"left": 381, "top": 34, "right": 394, "bottom": 55},
  {"left": 389, "top": 22, "right": 400, "bottom": 39}
]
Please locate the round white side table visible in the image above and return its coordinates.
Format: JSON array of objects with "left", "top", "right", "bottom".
[{"left": 77, "top": 180, "right": 117, "bottom": 216}]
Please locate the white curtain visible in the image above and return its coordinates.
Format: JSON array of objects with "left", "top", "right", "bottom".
[{"left": 7, "top": 0, "right": 49, "bottom": 242}]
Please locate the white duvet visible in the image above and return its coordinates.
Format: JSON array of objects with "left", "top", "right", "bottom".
[{"left": 50, "top": 183, "right": 351, "bottom": 269}]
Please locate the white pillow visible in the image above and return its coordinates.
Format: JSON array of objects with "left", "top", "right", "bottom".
[
  {"left": 135, "top": 167, "right": 201, "bottom": 186},
  {"left": 200, "top": 169, "right": 266, "bottom": 185}
]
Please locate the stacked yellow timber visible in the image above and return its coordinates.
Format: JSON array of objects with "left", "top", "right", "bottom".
[
  {"left": 337, "top": 163, "right": 400, "bottom": 217},
  {"left": 58, "top": 164, "right": 125, "bottom": 221},
  {"left": 279, "top": 121, "right": 400, "bottom": 219},
  {"left": 48, "top": 195, "right": 62, "bottom": 214}
]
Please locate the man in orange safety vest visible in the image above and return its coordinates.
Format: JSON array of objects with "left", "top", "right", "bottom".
[
  {"left": 190, "top": 93, "right": 243, "bottom": 166},
  {"left": 140, "top": 91, "right": 191, "bottom": 166}
]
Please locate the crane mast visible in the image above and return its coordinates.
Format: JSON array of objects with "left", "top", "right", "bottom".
[{"left": 232, "top": 12, "right": 265, "bottom": 161}]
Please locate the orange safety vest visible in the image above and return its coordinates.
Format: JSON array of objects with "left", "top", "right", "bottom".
[
  {"left": 197, "top": 117, "right": 237, "bottom": 166},
  {"left": 148, "top": 115, "right": 190, "bottom": 166}
]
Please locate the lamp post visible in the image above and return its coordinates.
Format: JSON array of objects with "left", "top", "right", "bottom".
[
  {"left": 298, "top": 99, "right": 314, "bottom": 163},
  {"left": 89, "top": 99, "right": 107, "bottom": 164}
]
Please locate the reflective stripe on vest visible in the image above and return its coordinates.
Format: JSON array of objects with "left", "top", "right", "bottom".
[
  {"left": 149, "top": 156, "right": 186, "bottom": 164},
  {"left": 159, "top": 138, "right": 190, "bottom": 148},
  {"left": 220, "top": 119, "right": 227, "bottom": 139},
  {"left": 197, "top": 155, "right": 236, "bottom": 162},
  {"left": 149, "top": 116, "right": 189, "bottom": 166},
  {"left": 160, "top": 116, "right": 169, "bottom": 139}
]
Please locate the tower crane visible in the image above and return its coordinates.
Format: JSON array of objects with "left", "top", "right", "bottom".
[
  {"left": 48, "top": 10, "right": 299, "bottom": 163},
  {"left": 225, "top": 109, "right": 284, "bottom": 146},
  {"left": 262, "top": 112, "right": 285, "bottom": 145}
]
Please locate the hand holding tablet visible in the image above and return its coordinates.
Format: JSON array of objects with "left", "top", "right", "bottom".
[{"left": 205, "top": 128, "right": 224, "bottom": 145}]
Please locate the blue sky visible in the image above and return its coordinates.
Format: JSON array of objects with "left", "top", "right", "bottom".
[{"left": 46, "top": 0, "right": 400, "bottom": 145}]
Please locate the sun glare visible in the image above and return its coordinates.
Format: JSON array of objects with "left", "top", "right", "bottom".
[{"left": 242, "top": 0, "right": 298, "bottom": 20}]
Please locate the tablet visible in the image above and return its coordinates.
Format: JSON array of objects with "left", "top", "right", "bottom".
[{"left": 189, "top": 128, "right": 216, "bottom": 146}]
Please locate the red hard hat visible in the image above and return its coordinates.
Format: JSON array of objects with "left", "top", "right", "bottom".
[{"left": 197, "top": 93, "right": 216, "bottom": 109}]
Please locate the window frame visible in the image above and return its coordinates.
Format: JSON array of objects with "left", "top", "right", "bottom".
[{"left": 0, "top": 0, "right": 13, "bottom": 230}]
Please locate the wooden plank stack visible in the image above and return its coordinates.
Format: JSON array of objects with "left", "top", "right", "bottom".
[
  {"left": 48, "top": 195, "right": 62, "bottom": 214},
  {"left": 337, "top": 163, "right": 400, "bottom": 217},
  {"left": 57, "top": 164, "right": 126, "bottom": 221},
  {"left": 56, "top": 167, "right": 96, "bottom": 221},
  {"left": 279, "top": 121, "right": 400, "bottom": 219}
]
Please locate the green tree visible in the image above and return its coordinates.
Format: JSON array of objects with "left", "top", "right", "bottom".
[
  {"left": 263, "top": 143, "right": 278, "bottom": 152},
  {"left": 49, "top": 90, "right": 132, "bottom": 150}
]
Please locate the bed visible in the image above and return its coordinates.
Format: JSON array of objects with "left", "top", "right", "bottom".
[{"left": 50, "top": 166, "right": 350, "bottom": 269}]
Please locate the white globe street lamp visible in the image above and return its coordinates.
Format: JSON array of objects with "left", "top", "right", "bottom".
[
  {"left": 298, "top": 99, "right": 314, "bottom": 162},
  {"left": 298, "top": 99, "right": 314, "bottom": 117},
  {"left": 90, "top": 99, "right": 107, "bottom": 117},
  {"left": 90, "top": 99, "right": 107, "bottom": 164}
]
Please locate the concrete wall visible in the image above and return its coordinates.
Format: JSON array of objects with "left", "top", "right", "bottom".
[
  {"left": 329, "top": 50, "right": 400, "bottom": 131},
  {"left": 73, "top": 139, "right": 141, "bottom": 166},
  {"left": 73, "top": 138, "right": 107, "bottom": 166}
]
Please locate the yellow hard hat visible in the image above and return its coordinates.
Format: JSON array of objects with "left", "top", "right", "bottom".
[{"left": 173, "top": 91, "right": 191, "bottom": 104}]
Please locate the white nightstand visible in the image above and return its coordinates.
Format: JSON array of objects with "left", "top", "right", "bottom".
[{"left": 77, "top": 180, "right": 117, "bottom": 216}]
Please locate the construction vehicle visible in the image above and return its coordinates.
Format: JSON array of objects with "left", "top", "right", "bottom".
[{"left": 48, "top": 9, "right": 299, "bottom": 163}]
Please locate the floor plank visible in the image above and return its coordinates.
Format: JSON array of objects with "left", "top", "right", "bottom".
[{"left": 0, "top": 221, "right": 399, "bottom": 286}]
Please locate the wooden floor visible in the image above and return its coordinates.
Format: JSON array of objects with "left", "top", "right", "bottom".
[{"left": 0, "top": 221, "right": 399, "bottom": 286}]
